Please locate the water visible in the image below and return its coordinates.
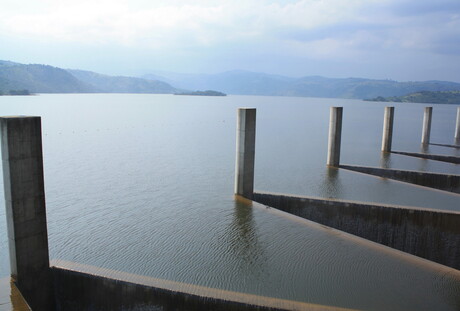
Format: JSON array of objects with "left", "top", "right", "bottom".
[{"left": 0, "top": 94, "right": 459, "bottom": 311}]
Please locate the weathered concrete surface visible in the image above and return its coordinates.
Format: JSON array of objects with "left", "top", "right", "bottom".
[
  {"left": 235, "top": 108, "right": 256, "bottom": 199},
  {"left": 381, "top": 107, "right": 394, "bottom": 152},
  {"left": 327, "top": 107, "right": 343, "bottom": 167},
  {"left": 340, "top": 164, "right": 460, "bottom": 194},
  {"left": 0, "top": 277, "right": 32, "bottom": 311},
  {"left": 391, "top": 150, "right": 460, "bottom": 164},
  {"left": 51, "top": 260, "right": 357, "bottom": 311},
  {"left": 422, "top": 106, "right": 432, "bottom": 144},
  {"left": 0, "top": 116, "right": 54, "bottom": 311},
  {"left": 252, "top": 191, "right": 460, "bottom": 270}
]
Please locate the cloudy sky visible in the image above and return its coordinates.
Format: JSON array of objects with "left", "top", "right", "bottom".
[{"left": 1, "top": 0, "right": 459, "bottom": 82}]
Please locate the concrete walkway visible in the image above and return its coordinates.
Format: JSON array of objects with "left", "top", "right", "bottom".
[{"left": 0, "top": 278, "right": 31, "bottom": 311}]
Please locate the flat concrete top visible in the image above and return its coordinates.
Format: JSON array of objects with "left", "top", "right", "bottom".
[
  {"left": 0, "top": 278, "right": 31, "bottom": 311},
  {"left": 341, "top": 164, "right": 460, "bottom": 178},
  {"left": 0, "top": 116, "right": 38, "bottom": 119},
  {"left": 51, "top": 259, "right": 360, "bottom": 311},
  {"left": 253, "top": 190, "right": 460, "bottom": 215}
]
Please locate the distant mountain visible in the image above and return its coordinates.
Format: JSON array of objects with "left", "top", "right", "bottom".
[
  {"left": 2, "top": 60, "right": 459, "bottom": 99},
  {"left": 0, "top": 60, "right": 178, "bottom": 94},
  {"left": 67, "top": 70, "right": 177, "bottom": 94},
  {"left": 365, "top": 91, "right": 460, "bottom": 105},
  {"left": 143, "top": 70, "right": 295, "bottom": 96},
  {"left": 143, "top": 70, "right": 460, "bottom": 99},
  {"left": 0, "top": 62, "right": 97, "bottom": 93}
]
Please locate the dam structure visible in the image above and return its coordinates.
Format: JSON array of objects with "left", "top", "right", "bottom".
[
  {"left": 1, "top": 99, "right": 460, "bottom": 311},
  {"left": 236, "top": 106, "right": 460, "bottom": 270}
]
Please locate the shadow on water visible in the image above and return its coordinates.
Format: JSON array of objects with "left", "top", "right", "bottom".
[{"left": 319, "top": 167, "right": 343, "bottom": 198}]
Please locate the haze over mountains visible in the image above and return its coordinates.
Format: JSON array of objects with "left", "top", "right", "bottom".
[
  {"left": 143, "top": 71, "right": 460, "bottom": 99},
  {"left": 2, "top": 60, "right": 460, "bottom": 99},
  {"left": 0, "top": 60, "right": 177, "bottom": 94}
]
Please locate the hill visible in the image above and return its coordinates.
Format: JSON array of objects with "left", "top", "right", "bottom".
[
  {"left": 144, "top": 70, "right": 460, "bottom": 99},
  {"left": 365, "top": 91, "right": 460, "bottom": 105},
  {"left": 67, "top": 70, "right": 177, "bottom": 94},
  {"left": 0, "top": 60, "right": 178, "bottom": 94},
  {"left": 0, "top": 62, "right": 97, "bottom": 93}
]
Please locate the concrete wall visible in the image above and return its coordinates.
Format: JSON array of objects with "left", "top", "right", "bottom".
[
  {"left": 340, "top": 164, "right": 460, "bottom": 194},
  {"left": 253, "top": 192, "right": 460, "bottom": 270},
  {"left": 391, "top": 150, "right": 460, "bottom": 164},
  {"left": 0, "top": 116, "right": 54, "bottom": 311},
  {"left": 51, "top": 260, "right": 353, "bottom": 311}
]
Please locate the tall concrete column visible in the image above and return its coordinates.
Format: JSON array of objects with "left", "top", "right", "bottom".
[
  {"left": 455, "top": 107, "right": 460, "bottom": 143},
  {"left": 1, "top": 116, "right": 54, "bottom": 311},
  {"left": 235, "top": 108, "right": 256, "bottom": 199},
  {"left": 381, "top": 106, "right": 395, "bottom": 152},
  {"left": 327, "top": 107, "right": 343, "bottom": 167},
  {"left": 421, "top": 107, "right": 432, "bottom": 145}
]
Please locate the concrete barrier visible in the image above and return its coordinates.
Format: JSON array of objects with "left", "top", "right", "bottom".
[
  {"left": 340, "top": 164, "right": 460, "bottom": 194},
  {"left": 51, "top": 260, "right": 356, "bottom": 311},
  {"left": 391, "top": 150, "right": 460, "bottom": 164},
  {"left": 252, "top": 191, "right": 460, "bottom": 270},
  {"left": 429, "top": 143, "right": 460, "bottom": 149}
]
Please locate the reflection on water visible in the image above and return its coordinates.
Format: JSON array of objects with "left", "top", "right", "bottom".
[
  {"left": 420, "top": 144, "right": 430, "bottom": 153},
  {"left": 319, "top": 167, "right": 343, "bottom": 199},
  {"left": 455, "top": 137, "right": 460, "bottom": 146},
  {"left": 379, "top": 152, "right": 392, "bottom": 169},
  {"left": 220, "top": 197, "right": 267, "bottom": 277},
  {"left": 0, "top": 94, "right": 459, "bottom": 311},
  {"left": 417, "top": 152, "right": 430, "bottom": 172}
]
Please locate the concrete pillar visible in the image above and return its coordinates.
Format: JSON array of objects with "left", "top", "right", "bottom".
[
  {"left": 421, "top": 107, "right": 432, "bottom": 145},
  {"left": 235, "top": 108, "right": 256, "bottom": 199},
  {"left": 455, "top": 107, "right": 460, "bottom": 143},
  {"left": 0, "top": 116, "right": 54, "bottom": 311},
  {"left": 381, "top": 107, "right": 394, "bottom": 152},
  {"left": 327, "top": 107, "right": 343, "bottom": 167}
]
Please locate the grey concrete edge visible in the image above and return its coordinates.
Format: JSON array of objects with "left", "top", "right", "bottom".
[
  {"left": 391, "top": 150, "right": 460, "bottom": 163},
  {"left": 50, "top": 259, "right": 358, "bottom": 311},
  {"left": 339, "top": 164, "right": 460, "bottom": 196},
  {"left": 429, "top": 143, "right": 460, "bottom": 149},
  {"left": 340, "top": 164, "right": 460, "bottom": 178},
  {"left": 253, "top": 190, "right": 460, "bottom": 215}
]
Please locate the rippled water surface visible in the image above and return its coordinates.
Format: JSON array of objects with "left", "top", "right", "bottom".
[{"left": 0, "top": 94, "right": 459, "bottom": 311}]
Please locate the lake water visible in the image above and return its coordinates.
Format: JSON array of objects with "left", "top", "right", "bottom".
[{"left": 0, "top": 94, "right": 459, "bottom": 311}]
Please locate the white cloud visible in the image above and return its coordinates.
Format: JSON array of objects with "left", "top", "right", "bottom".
[
  {"left": 1, "top": 0, "right": 460, "bottom": 81},
  {"left": 0, "top": 0, "right": 377, "bottom": 47}
]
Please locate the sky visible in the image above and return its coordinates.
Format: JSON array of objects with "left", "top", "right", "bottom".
[{"left": 1, "top": 0, "right": 460, "bottom": 82}]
